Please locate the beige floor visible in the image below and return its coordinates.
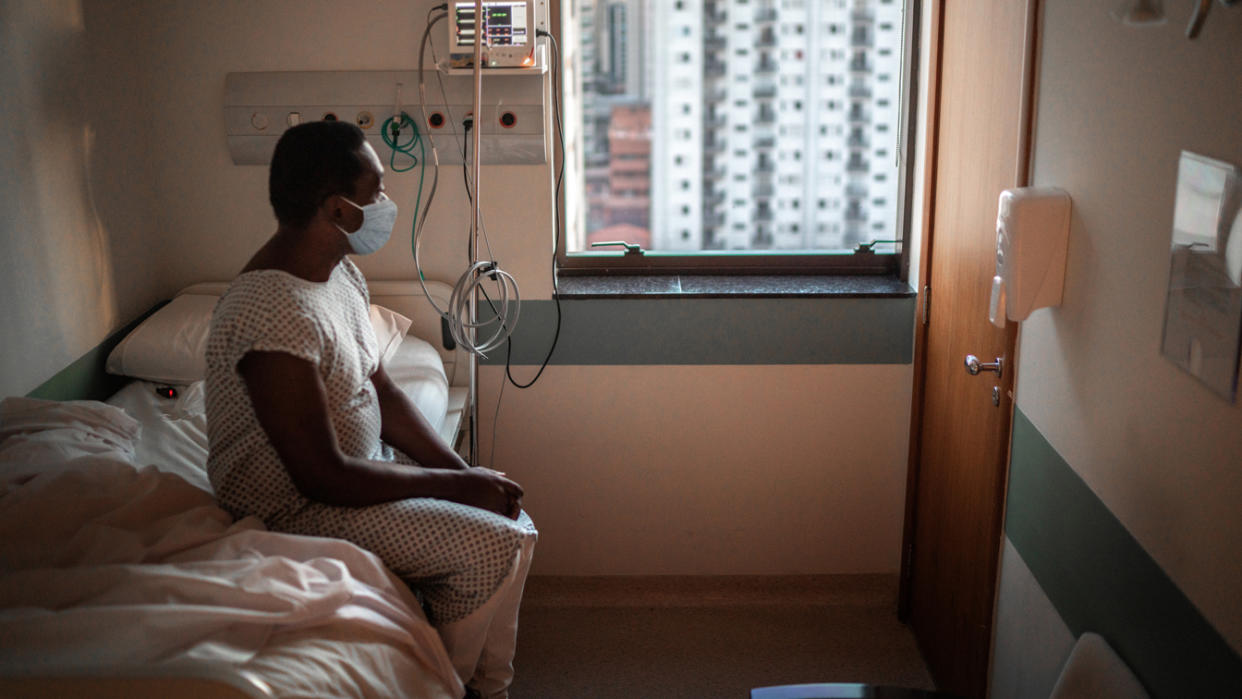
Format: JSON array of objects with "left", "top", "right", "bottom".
[{"left": 509, "top": 575, "right": 936, "bottom": 699}]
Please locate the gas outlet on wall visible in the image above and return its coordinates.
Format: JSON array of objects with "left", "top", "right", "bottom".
[{"left": 225, "top": 71, "right": 549, "bottom": 166}]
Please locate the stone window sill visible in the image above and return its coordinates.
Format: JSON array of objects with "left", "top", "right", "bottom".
[{"left": 554, "top": 274, "right": 914, "bottom": 299}]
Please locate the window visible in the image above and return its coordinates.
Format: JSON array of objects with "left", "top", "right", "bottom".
[{"left": 560, "top": 0, "right": 916, "bottom": 273}]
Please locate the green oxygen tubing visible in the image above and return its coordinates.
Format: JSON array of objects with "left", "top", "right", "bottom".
[{"left": 380, "top": 111, "right": 427, "bottom": 281}]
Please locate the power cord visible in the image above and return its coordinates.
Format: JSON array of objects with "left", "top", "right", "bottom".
[
  {"left": 408, "top": 16, "right": 565, "bottom": 459},
  {"left": 413, "top": 10, "right": 447, "bottom": 289},
  {"left": 457, "top": 118, "right": 521, "bottom": 358},
  {"left": 410, "top": 10, "right": 519, "bottom": 358},
  {"left": 478, "top": 30, "right": 566, "bottom": 390},
  {"left": 477, "top": 30, "right": 566, "bottom": 462},
  {"left": 500, "top": 29, "right": 565, "bottom": 390}
]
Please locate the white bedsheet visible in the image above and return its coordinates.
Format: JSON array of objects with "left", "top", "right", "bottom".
[
  {"left": 103, "top": 332, "right": 451, "bottom": 495},
  {"left": 0, "top": 398, "right": 462, "bottom": 699},
  {"left": 106, "top": 380, "right": 213, "bottom": 491}
]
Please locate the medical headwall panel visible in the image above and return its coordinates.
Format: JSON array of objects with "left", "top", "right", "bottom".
[{"left": 224, "top": 68, "right": 547, "bottom": 166}]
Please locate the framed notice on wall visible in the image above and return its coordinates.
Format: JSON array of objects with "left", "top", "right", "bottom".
[{"left": 1160, "top": 151, "right": 1242, "bottom": 402}]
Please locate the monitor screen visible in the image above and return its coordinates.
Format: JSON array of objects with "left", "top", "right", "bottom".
[{"left": 454, "top": 1, "right": 529, "bottom": 48}]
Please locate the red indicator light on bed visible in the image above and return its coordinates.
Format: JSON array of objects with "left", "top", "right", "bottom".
[{"left": 155, "top": 386, "right": 178, "bottom": 399}]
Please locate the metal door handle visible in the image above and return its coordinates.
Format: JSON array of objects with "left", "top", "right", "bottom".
[{"left": 965, "top": 355, "right": 1003, "bottom": 377}]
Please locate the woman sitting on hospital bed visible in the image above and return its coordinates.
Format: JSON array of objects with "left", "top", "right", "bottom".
[{"left": 204, "top": 120, "right": 536, "bottom": 699}]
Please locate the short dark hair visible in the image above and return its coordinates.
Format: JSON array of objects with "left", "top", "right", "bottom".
[{"left": 269, "top": 121, "right": 367, "bottom": 229}]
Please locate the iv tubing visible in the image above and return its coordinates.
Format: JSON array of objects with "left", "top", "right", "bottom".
[
  {"left": 410, "top": 4, "right": 525, "bottom": 464},
  {"left": 412, "top": 9, "right": 519, "bottom": 358}
]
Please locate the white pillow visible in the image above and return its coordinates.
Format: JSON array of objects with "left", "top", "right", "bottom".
[
  {"left": 370, "top": 304, "right": 414, "bottom": 365},
  {"left": 106, "top": 294, "right": 217, "bottom": 384},
  {"left": 107, "top": 292, "right": 413, "bottom": 383}
]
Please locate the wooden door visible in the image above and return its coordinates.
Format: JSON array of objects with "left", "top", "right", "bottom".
[{"left": 900, "top": 1, "right": 1038, "bottom": 696}]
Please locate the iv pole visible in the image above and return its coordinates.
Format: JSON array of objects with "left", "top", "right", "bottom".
[{"left": 468, "top": 0, "right": 484, "bottom": 467}]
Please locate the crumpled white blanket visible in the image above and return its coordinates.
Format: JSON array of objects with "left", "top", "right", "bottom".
[
  {"left": 0, "top": 397, "right": 140, "bottom": 474},
  {"left": 0, "top": 397, "right": 461, "bottom": 698}
]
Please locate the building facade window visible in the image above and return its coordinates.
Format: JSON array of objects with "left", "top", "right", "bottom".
[{"left": 562, "top": 0, "right": 916, "bottom": 271}]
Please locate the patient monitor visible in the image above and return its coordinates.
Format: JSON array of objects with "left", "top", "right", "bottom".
[{"left": 449, "top": 0, "right": 540, "bottom": 69}]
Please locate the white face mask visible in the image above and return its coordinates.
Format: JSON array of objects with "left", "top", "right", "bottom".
[{"left": 335, "top": 193, "right": 397, "bottom": 255}]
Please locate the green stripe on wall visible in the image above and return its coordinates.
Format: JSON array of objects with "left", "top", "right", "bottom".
[
  {"left": 24, "top": 295, "right": 912, "bottom": 402},
  {"left": 479, "top": 297, "right": 915, "bottom": 365},
  {"left": 26, "top": 301, "right": 169, "bottom": 402},
  {"left": 1006, "top": 408, "right": 1242, "bottom": 698}
]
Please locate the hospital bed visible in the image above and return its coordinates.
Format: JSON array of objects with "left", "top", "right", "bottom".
[{"left": 0, "top": 281, "right": 470, "bottom": 698}]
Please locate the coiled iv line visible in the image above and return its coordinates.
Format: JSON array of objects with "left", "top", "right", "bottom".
[{"left": 448, "top": 261, "right": 520, "bottom": 355}]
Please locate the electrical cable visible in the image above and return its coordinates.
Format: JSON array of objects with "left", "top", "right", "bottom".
[
  {"left": 410, "top": 9, "right": 521, "bottom": 358},
  {"left": 475, "top": 31, "right": 567, "bottom": 460},
  {"left": 489, "top": 350, "right": 506, "bottom": 465},
  {"left": 414, "top": 11, "right": 447, "bottom": 290},
  {"left": 424, "top": 8, "right": 485, "bottom": 261},
  {"left": 407, "top": 10, "right": 562, "bottom": 460},
  {"left": 500, "top": 30, "right": 565, "bottom": 390},
  {"left": 461, "top": 121, "right": 500, "bottom": 264},
  {"left": 459, "top": 123, "right": 518, "bottom": 462},
  {"left": 455, "top": 117, "right": 520, "bottom": 357},
  {"left": 473, "top": 30, "right": 564, "bottom": 390},
  {"left": 540, "top": 31, "right": 567, "bottom": 286}
]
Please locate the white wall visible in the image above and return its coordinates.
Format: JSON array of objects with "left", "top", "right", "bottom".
[
  {"left": 131, "top": 0, "right": 554, "bottom": 296},
  {"left": 480, "top": 364, "right": 912, "bottom": 575},
  {"left": 3, "top": 0, "right": 916, "bottom": 577},
  {"left": 993, "top": 0, "right": 1242, "bottom": 691},
  {"left": 0, "top": 0, "right": 165, "bottom": 397},
  {"left": 990, "top": 540, "right": 1075, "bottom": 699},
  {"left": 124, "top": 0, "right": 920, "bottom": 577}
]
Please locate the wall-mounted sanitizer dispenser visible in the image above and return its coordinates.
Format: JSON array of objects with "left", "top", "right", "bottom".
[{"left": 989, "top": 187, "right": 1072, "bottom": 328}]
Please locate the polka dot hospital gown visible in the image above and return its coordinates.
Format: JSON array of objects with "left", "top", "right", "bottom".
[{"left": 204, "top": 259, "right": 536, "bottom": 625}]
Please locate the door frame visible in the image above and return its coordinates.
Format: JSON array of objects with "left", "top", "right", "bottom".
[
  {"left": 897, "top": 0, "right": 944, "bottom": 623},
  {"left": 897, "top": 0, "right": 1043, "bottom": 686}
]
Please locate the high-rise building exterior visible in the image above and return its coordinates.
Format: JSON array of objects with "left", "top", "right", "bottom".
[
  {"left": 577, "top": 0, "right": 905, "bottom": 254},
  {"left": 649, "top": 1, "right": 704, "bottom": 250},
  {"left": 580, "top": 0, "right": 650, "bottom": 236}
]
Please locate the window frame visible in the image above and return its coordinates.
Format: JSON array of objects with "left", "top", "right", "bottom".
[{"left": 552, "top": 0, "right": 922, "bottom": 278}]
